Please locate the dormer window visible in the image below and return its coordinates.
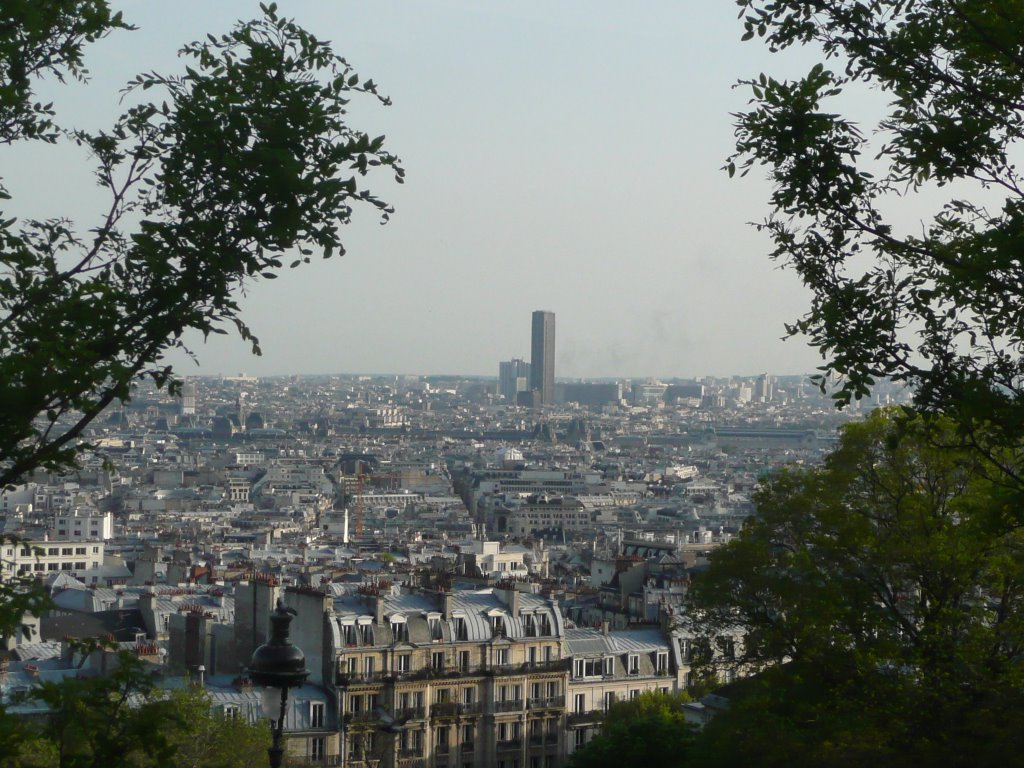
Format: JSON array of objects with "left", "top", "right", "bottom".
[
  {"left": 539, "top": 614, "right": 552, "bottom": 636},
  {"left": 426, "top": 613, "right": 443, "bottom": 641},
  {"left": 523, "top": 614, "right": 535, "bottom": 637},
  {"left": 390, "top": 615, "right": 409, "bottom": 643},
  {"left": 628, "top": 654, "right": 639, "bottom": 675},
  {"left": 656, "top": 651, "right": 668, "bottom": 674},
  {"left": 452, "top": 615, "right": 468, "bottom": 641},
  {"left": 603, "top": 656, "right": 614, "bottom": 676}
]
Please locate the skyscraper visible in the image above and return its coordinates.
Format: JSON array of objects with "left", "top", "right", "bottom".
[
  {"left": 530, "top": 310, "right": 555, "bottom": 405},
  {"left": 498, "top": 358, "right": 531, "bottom": 400}
]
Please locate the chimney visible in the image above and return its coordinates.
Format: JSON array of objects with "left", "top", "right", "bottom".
[
  {"left": 442, "top": 591, "right": 454, "bottom": 621},
  {"left": 374, "top": 594, "right": 386, "bottom": 625},
  {"left": 601, "top": 619, "right": 610, "bottom": 637}
]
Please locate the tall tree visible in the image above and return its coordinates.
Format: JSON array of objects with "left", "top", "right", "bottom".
[
  {"left": 0, "top": 1, "right": 403, "bottom": 487},
  {"left": 728, "top": 0, "right": 1024, "bottom": 458},
  {"left": 685, "top": 410, "right": 1024, "bottom": 767}
]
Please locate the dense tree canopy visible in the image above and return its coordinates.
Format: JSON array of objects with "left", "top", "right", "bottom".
[
  {"left": 0, "top": 651, "right": 268, "bottom": 768},
  {"left": 0, "top": 1, "right": 402, "bottom": 487},
  {"left": 685, "top": 410, "right": 1024, "bottom": 767},
  {"left": 568, "top": 691, "right": 694, "bottom": 768},
  {"left": 729, "top": 0, "right": 1024, "bottom": 456}
]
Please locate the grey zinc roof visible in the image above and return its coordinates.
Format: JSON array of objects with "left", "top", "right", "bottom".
[
  {"left": 328, "top": 585, "right": 564, "bottom": 648},
  {"left": 566, "top": 627, "right": 670, "bottom": 656}
]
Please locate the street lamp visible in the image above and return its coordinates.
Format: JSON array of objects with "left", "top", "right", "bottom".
[{"left": 249, "top": 599, "right": 309, "bottom": 768}]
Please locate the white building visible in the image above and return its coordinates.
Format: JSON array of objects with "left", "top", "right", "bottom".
[{"left": 53, "top": 507, "right": 114, "bottom": 541}]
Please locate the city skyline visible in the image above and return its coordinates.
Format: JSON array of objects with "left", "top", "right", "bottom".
[{"left": 0, "top": 1, "right": 894, "bottom": 379}]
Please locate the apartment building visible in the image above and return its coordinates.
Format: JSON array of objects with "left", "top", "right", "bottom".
[
  {"left": 54, "top": 507, "right": 114, "bottom": 541},
  {"left": 1, "top": 539, "right": 105, "bottom": 579},
  {"left": 564, "top": 625, "right": 680, "bottom": 758},
  {"left": 286, "top": 582, "right": 568, "bottom": 768}
]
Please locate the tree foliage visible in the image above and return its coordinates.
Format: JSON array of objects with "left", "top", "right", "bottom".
[
  {"left": 729, "top": 0, "right": 1024, "bottom": 452},
  {"left": 0, "top": 1, "right": 402, "bottom": 487},
  {"left": 686, "top": 410, "right": 1024, "bottom": 767},
  {"left": 568, "top": 691, "right": 695, "bottom": 768},
  {"left": 1, "top": 651, "right": 268, "bottom": 768}
]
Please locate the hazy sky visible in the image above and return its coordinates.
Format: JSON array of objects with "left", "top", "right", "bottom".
[{"left": 5, "top": 1, "right": 842, "bottom": 379}]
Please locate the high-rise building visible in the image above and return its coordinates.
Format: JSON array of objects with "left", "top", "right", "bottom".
[
  {"left": 180, "top": 380, "right": 197, "bottom": 415},
  {"left": 498, "top": 358, "right": 531, "bottom": 400},
  {"left": 530, "top": 310, "right": 556, "bottom": 405}
]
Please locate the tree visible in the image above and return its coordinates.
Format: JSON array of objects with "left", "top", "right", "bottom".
[
  {"left": 1, "top": 649, "right": 269, "bottom": 768},
  {"left": 0, "top": 1, "right": 403, "bottom": 488},
  {"left": 685, "top": 410, "right": 1024, "bottom": 767},
  {"left": 728, "top": 0, "right": 1024, "bottom": 456},
  {"left": 568, "top": 691, "right": 695, "bottom": 768}
]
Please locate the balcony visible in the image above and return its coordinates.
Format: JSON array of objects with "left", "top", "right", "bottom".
[
  {"left": 527, "top": 696, "right": 565, "bottom": 711},
  {"left": 396, "top": 706, "right": 426, "bottom": 721},
  {"left": 566, "top": 710, "right": 604, "bottom": 726},
  {"left": 290, "top": 758, "right": 344, "bottom": 767},
  {"left": 345, "top": 710, "right": 382, "bottom": 726},
  {"left": 529, "top": 733, "right": 545, "bottom": 746},
  {"left": 497, "top": 739, "right": 523, "bottom": 752},
  {"left": 430, "top": 701, "right": 460, "bottom": 719},
  {"left": 336, "top": 671, "right": 385, "bottom": 687},
  {"left": 458, "top": 701, "right": 484, "bottom": 716},
  {"left": 397, "top": 759, "right": 425, "bottom": 768},
  {"left": 494, "top": 699, "right": 524, "bottom": 713}
]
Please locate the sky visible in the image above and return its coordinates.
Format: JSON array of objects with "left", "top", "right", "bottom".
[{"left": 4, "top": 1, "right": 843, "bottom": 380}]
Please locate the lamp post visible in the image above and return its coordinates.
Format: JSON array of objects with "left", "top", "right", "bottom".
[{"left": 249, "top": 599, "right": 309, "bottom": 768}]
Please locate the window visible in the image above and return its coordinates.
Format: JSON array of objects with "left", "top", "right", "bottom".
[
  {"left": 574, "top": 693, "right": 585, "bottom": 713},
  {"left": 437, "top": 725, "right": 450, "bottom": 754},
  {"left": 350, "top": 694, "right": 363, "bottom": 714},
  {"left": 47, "top": 563, "right": 59, "bottom": 571},
  {"left": 34, "top": 563, "right": 44, "bottom": 571},
  {"left": 459, "top": 650, "right": 471, "bottom": 670},
  {"left": 310, "top": 737, "right": 325, "bottom": 762},
  {"left": 75, "top": 547, "right": 86, "bottom": 555},
  {"left": 432, "top": 651, "right": 445, "bottom": 671},
  {"left": 630, "top": 689, "right": 640, "bottom": 699},
  {"left": 75, "top": 562, "right": 86, "bottom": 570},
  {"left": 391, "top": 619, "right": 408, "bottom": 642},
  {"left": 603, "top": 657, "right": 614, "bottom": 676},
  {"left": 544, "top": 645, "right": 553, "bottom": 663},
  {"left": 47, "top": 548, "right": 58, "bottom": 556},
  {"left": 528, "top": 646, "right": 537, "bottom": 666},
  {"left": 628, "top": 654, "right": 639, "bottom": 675},
  {"left": 494, "top": 647, "right": 508, "bottom": 666},
  {"left": 603, "top": 691, "right": 616, "bottom": 710},
  {"left": 364, "top": 656, "right": 375, "bottom": 677},
  {"left": 61, "top": 548, "right": 72, "bottom": 556},
  {"left": 546, "top": 681, "right": 558, "bottom": 698},
  {"left": 92, "top": 546, "right": 99, "bottom": 554},
  {"left": 453, "top": 616, "right": 468, "bottom": 641},
  {"left": 575, "top": 729, "right": 586, "bottom": 748},
  {"left": 656, "top": 652, "right": 668, "bottom": 674},
  {"left": 361, "top": 624, "right": 374, "bottom": 644},
  {"left": 435, "top": 688, "right": 451, "bottom": 704},
  {"left": 346, "top": 657, "right": 357, "bottom": 675},
  {"left": 397, "top": 654, "right": 411, "bottom": 672},
  {"left": 223, "top": 704, "right": 239, "bottom": 719},
  {"left": 310, "top": 702, "right": 324, "bottom": 728},
  {"left": 462, "top": 724, "right": 474, "bottom": 750},
  {"left": 462, "top": 687, "right": 475, "bottom": 705}
]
